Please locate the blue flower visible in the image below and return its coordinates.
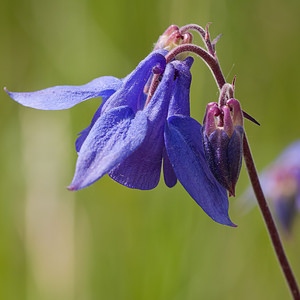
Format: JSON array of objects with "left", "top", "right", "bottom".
[
  {"left": 256, "top": 141, "right": 300, "bottom": 233},
  {"left": 6, "top": 51, "right": 235, "bottom": 226}
]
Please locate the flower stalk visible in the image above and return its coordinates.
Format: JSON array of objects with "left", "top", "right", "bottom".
[
  {"left": 179, "top": 23, "right": 217, "bottom": 57},
  {"left": 165, "top": 43, "right": 226, "bottom": 89},
  {"left": 145, "top": 43, "right": 225, "bottom": 106}
]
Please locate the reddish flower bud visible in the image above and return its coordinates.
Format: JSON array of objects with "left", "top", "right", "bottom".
[
  {"left": 153, "top": 25, "right": 193, "bottom": 60},
  {"left": 202, "top": 99, "right": 244, "bottom": 196}
]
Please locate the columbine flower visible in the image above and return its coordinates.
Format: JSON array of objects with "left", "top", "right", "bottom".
[
  {"left": 256, "top": 141, "right": 300, "bottom": 233},
  {"left": 5, "top": 24, "right": 237, "bottom": 226}
]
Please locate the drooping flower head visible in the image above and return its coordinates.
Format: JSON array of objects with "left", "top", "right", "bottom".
[{"left": 5, "top": 23, "right": 244, "bottom": 227}]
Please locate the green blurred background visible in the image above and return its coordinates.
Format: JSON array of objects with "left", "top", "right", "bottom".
[{"left": 1, "top": 0, "right": 300, "bottom": 299}]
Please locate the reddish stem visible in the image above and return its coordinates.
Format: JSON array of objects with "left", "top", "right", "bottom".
[
  {"left": 179, "top": 23, "right": 215, "bottom": 56},
  {"left": 165, "top": 44, "right": 225, "bottom": 89},
  {"left": 144, "top": 73, "right": 160, "bottom": 107},
  {"left": 145, "top": 43, "right": 225, "bottom": 107}
]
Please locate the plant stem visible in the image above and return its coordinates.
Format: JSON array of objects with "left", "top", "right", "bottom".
[
  {"left": 145, "top": 43, "right": 225, "bottom": 107},
  {"left": 179, "top": 23, "right": 215, "bottom": 56},
  {"left": 165, "top": 43, "right": 226, "bottom": 89},
  {"left": 243, "top": 134, "right": 300, "bottom": 300}
]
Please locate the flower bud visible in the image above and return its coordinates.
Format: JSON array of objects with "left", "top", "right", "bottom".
[
  {"left": 154, "top": 25, "right": 193, "bottom": 60},
  {"left": 202, "top": 99, "right": 244, "bottom": 196}
]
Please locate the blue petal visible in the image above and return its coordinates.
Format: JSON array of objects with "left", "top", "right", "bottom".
[
  {"left": 163, "top": 148, "right": 177, "bottom": 188},
  {"left": 5, "top": 76, "right": 122, "bottom": 110},
  {"left": 102, "top": 51, "right": 166, "bottom": 114},
  {"left": 167, "top": 57, "right": 193, "bottom": 117},
  {"left": 68, "top": 106, "right": 148, "bottom": 190},
  {"left": 164, "top": 115, "right": 236, "bottom": 227},
  {"left": 109, "top": 63, "right": 176, "bottom": 190},
  {"left": 108, "top": 136, "right": 164, "bottom": 190},
  {"left": 162, "top": 57, "right": 193, "bottom": 187},
  {"left": 75, "top": 104, "right": 103, "bottom": 152},
  {"left": 75, "top": 51, "right": 166, "bottom": 153},
  {"left": 75, "top": 126, "right": 92, "bottom": 153}
]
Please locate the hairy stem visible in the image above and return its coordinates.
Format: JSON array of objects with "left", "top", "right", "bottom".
[
  {"left": 243, "top": 134, "right": 300, "bottom": 300},
  {"left": 165, "top": 44, "right": 226, "bottom": 89},
  {"left": 179, "top": 23, "right": 215, "bottom": 56}
]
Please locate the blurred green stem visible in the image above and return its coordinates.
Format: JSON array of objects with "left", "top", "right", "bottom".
[{"left": 243, "top": 134, "right": 300, "bottom": 300}]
